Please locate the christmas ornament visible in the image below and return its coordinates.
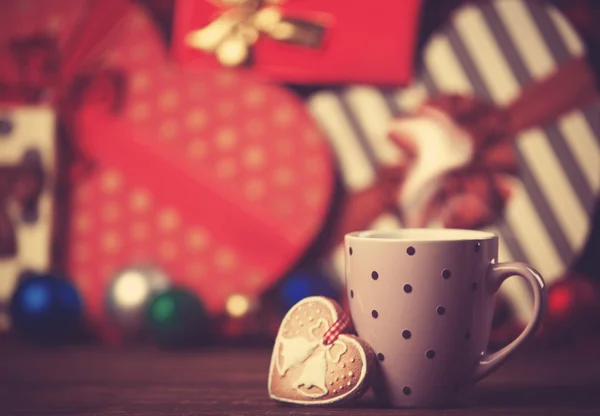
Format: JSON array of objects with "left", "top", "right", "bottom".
[
  {"left": 105, "top": 265, "right": 170, "bottom": 335},
  {"left": 225, "top": 293, "right": 257, "bottom": 319},
  {"left": 9, "top": 273, "right": 83, "bottom": 343},
  {"left": 279, "top": 270, "right": 339, "bottom": 311},
  {"left": 215, "top": 293, "right": 259, "bottom": 341},
  {"left": 539, "top": 273, "right": 600, "bottom": 345},
  {"left": 146, "top": 287, "right": 212, "bottom": 348}
]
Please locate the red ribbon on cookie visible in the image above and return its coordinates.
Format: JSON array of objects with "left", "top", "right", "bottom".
[{"left": 322, "top": 312, "right": 351, "bottom": 345}]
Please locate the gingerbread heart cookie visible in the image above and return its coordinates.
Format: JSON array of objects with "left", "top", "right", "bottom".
[{"left": 268, "top": 296, "right": 375, "bottom": 406}]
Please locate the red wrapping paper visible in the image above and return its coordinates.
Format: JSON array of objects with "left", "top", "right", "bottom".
[
  {"left": 1, "top": 1, "right": 335, "bottom": 331},
  {"left": 171, "top": 0, "right": 423, "bottom": 85}
]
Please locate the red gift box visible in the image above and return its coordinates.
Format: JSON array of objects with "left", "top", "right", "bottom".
[{"left": 171, "top": 0, "right": 423, "bottom": 85}]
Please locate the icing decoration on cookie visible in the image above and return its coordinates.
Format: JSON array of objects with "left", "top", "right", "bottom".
[
  {"left": 268, "top": 296, "right": 376, "bottom": 406},
  {"left": 276, "top": 336, "right": 319, "bottom": 377}
]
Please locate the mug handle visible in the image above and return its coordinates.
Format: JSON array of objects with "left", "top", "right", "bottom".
[{"left": 472, "top": 262, "right": 547, "bottom": 382}]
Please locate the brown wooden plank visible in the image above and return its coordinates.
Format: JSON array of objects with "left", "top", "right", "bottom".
[{"left": 1, "top": 341, "right": 600, "bottom": 415}]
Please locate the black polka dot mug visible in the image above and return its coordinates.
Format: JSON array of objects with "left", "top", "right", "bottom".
[{"left": 344, "top": 229, "right": 546, "bottom": 408}]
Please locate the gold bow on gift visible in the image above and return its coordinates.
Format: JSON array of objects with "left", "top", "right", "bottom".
[{"left": 185, "top": 0, "right": 324, "bottom": 67}]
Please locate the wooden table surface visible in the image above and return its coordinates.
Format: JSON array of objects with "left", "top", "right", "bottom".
[{"left": 2, "top": 340, "right": 600, "bottom": 416}]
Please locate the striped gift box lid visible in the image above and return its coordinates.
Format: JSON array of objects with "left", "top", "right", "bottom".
[{"left": 308, "top": 0, "right": 600, "bottom": 325}]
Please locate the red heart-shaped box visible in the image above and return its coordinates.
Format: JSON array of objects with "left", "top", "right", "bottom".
[{"left": 72, "top": 6, "right": 335, "bottom": 323}]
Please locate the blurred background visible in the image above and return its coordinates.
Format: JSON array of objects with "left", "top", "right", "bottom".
[{"left": 0, "top": 0, "right": 599, "bottom": 352}]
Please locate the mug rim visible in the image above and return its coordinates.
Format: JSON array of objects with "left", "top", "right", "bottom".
[{"left": 346, "top": 228, "right": 497, "bottom": 242}]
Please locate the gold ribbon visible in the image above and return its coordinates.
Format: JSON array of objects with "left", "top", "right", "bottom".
[{"left": 185, "top": 0, "right": 324, "bottom": 67}]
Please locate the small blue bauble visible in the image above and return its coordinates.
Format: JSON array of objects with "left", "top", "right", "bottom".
[
  {"left": 9, "top": 273, "right": 83, "bottom": 343},
  {"left": 280, "top": 271, "right": 338, "bottom": 310}
]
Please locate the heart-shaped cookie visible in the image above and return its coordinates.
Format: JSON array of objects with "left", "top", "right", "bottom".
[{"left": 268, "top": 296, "right": 375, "bottom": 406}]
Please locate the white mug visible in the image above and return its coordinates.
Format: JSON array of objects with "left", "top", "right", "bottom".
[{"left": 344, "top": 228, "right": 546, "bottom": 408}]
